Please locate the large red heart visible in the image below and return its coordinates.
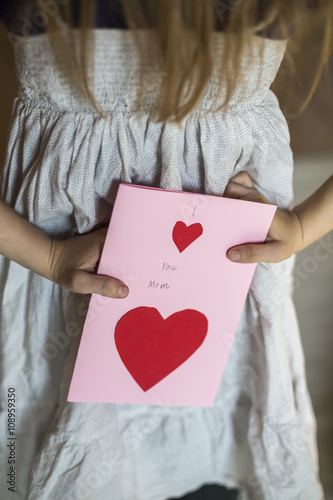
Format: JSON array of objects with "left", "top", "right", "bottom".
[
  {"left": 172, "top": 221, "right": 203, "bottom": 253},
  {"left": 114, "top": 307, "right": 208, "bottom": 391}
]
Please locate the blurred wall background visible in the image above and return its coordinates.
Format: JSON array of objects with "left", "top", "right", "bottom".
[{"left": 0, "top": 22, "right": 332, "bottom": 499}]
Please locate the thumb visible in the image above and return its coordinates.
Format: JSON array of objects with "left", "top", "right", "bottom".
[
  {"left": 227, "top": 241, "right": 285, "bottom": 263},
  {"left": 70, "top": 271, "right": 129, "bottom": 298}
]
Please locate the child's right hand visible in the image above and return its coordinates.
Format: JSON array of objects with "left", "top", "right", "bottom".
[
  {"left": 224, "top": 171, "right": 333, "bottom": 264},
  {"left": 224, "top": 172, "right": 303, "bottom": 263},
  {"left": 47, "top": 227, "right": 129, "bottom": 299}
]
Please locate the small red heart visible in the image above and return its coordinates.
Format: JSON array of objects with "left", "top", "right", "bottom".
[
  {"left": 172, "top": 221, "right": 203, "bottom": 253},
  {"left": 115, "top": 307, "right": 208, "bottom": 391}
]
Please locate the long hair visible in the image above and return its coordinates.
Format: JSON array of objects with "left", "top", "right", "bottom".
[{"left": 17, "top": 0, "right": 333, "bottom": 125}]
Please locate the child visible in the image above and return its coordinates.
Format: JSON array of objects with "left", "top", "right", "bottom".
[{"left": 0, "top": 1, "right": 332, "bottom": 499}]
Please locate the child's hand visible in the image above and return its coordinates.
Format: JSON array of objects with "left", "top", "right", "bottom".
[
  {"left": 47, "top": 227, "right": 129, "bottom": 298},
  {"left": 224, "top": 172, "right": 303, "bottom": 263}
]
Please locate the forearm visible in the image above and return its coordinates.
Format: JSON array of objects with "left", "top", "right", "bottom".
[
  {"left": 0, "top": 199, "right": 52, "bottom": 278},
  {"left": 293, "top": 175, "right": 333, "bottom": 251}
]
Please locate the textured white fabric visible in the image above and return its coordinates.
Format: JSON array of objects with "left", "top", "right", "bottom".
[{"left": 0, "top": 29, "right": 324, "bottom": 500}]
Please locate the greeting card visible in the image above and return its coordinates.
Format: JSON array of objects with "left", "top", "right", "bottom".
[{"left": 67, "top": 183, "right": 276, "bottom": 406}]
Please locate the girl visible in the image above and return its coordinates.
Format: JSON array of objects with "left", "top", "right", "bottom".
[{"left": 0, "top": 1, "right": 332, "bottom": 499}]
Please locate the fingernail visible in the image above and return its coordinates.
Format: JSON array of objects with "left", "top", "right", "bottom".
[
  {"left": 229, "top": 250, "right": 240, "bottom": 261},
  {"left": 118, "top": 286, "right": 128, "bottom": 298}
]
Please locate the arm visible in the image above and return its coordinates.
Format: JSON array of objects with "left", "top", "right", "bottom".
[
  {"left": 224, "top": 172, "right": 333, "bottom": 263},
  {"left": 0, "top": 199, "right": 52, "bottom": 277},
  {"left": 0, "top": 199, "right": 129, "bottom": 298},
  {"left": 293, "top": 175, "right": 333, "bottom": 249}
]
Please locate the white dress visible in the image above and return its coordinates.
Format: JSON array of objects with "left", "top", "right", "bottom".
[{"left": 0, "top": 29, "right": 324, "bottom": 500}]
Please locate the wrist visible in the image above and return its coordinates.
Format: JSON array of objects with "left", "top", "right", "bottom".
[
  {"left": 289, "top": 208, "right": 304, "bottom": 254},
  {"left": 45, "top": 238, "right": 64, "bottom": 284},
  {"left": 25, "top": 232, "right": 55, "bottom": 282}
]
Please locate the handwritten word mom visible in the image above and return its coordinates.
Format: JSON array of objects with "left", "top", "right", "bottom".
[{"left": 148, "top": 281, "right": 171, "bottom": 290}]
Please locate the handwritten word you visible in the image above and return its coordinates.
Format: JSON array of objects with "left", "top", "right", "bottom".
[{"left": 161, "top": 262, "right": 177, "bottom": 272}]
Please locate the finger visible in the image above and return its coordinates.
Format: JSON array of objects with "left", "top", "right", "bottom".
[
  {"left": 223, "top": 182, "right": 253, "bottom": 199},
  {"left": 84, "top": 226, "right": 108, "bottom": 237},
  {"left": 70, "top": 271, "right": 129, "bottom": 298},
  {"left": 77, "top": 228, "right": 109, "bottom": 268},
  {"left": 228, "top": 171, "right": 254, "bottom": 188},
  {"left": 90, "top": 226, "right": 108, "bottom": 248},
  {"left": 227, "top": 241, "right": 286, "bottom": 263},
  {"left": 224, "top": 182, "right": 269, "bottom": 204}
]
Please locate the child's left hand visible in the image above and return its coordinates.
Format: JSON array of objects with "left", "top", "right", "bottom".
[
  {"left": 47, "top": 227, "right": 129, "bottom": 298},
  {"left": 224, "top": 171, "right": 303, "bottom": 263}
]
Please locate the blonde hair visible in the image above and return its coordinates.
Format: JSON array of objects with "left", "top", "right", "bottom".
[{"left": 27, "top": 0, "right": 333, "bottom": 125}]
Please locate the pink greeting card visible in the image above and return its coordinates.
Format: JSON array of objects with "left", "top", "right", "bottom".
[{"left": 67, "top": 183, "right": 276, "bottom": 406}]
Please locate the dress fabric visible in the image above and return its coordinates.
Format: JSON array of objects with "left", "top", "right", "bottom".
[{"left": 0, "top": 29, "right": 324, "bottom": 500}]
